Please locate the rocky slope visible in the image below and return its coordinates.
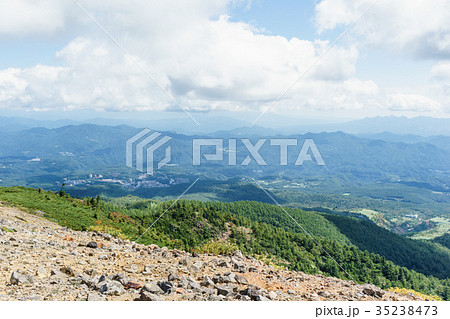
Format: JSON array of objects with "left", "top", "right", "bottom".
[{"left": 0, "top": 203, "right": 422, "bottom": 301}]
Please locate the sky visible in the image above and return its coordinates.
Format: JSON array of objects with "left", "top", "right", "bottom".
[{"left": 0, "top": 0, "right": 449, "bottom": 126}]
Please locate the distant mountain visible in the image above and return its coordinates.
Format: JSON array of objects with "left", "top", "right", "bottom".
[
  {"left": 0, "top": 115, "right": 250, "bottom": 135},
  {"left": 280, "top": 116, "right": 450, "bottom": 136},
  {"left": 358, "top": 132, "right": 450, "bottom": 152},
  {"left": 0, "top": 116, "right": 81, "bottom": 132},
  {"left": 208, "top": 125, "right": 280, "bottom": 137},
  {"left": 0, "top": 123, "right": 449, "bottom": 192}
]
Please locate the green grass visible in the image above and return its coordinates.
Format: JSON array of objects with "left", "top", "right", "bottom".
[
  {"left": 0, "top": 186, "right": 449, "bottom": 300},
  {"left": 0, "top": 186, "right": 96, "bottom": 231}
]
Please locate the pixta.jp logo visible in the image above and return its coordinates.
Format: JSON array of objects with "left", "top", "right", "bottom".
[
  {"left": 126, "top": 128, "right": 172, "bottom": 175},
  {"left": 193, "top": 138, "right": 325, "bottom": 166}
]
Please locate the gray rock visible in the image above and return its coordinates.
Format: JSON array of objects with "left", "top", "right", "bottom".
[
  {"left": 222, "top": 272, "right": 236, "bottom": 283},
  {"left": 84, "top": 269, "right": 98, "bottom": 276},
  {"left": 87, "top": 292, "right": 105, "bottom": 301},
  {"left": 241, "top": 287, "right": 263, "bottom": 300},
  {"left": 35, "top": 267, "right": 49, "bottom": 278},
  {"left": 101, "top": 233, "right": 113, "bottom": 241},
  {"left": 203, "top": 288, "right": 217, "bottom": 295},
  {"left": 201, "top": 275, "right": 215, "bottom": 287},
  {"left": 168, "top": 273, "right": 181, "bottom": 282},
  {"left": 99, "top": 280, "right": 125, "bottom": 296},
  {"left": 235, "top": 274, "right": 249, "bottom": 285},
  {"left": 208, "top": 294, "right": 225, "bottom": 301},
  {"left": 318, "top": 291, "right": 331, "bottom": 298},
  {"left": 178, "top": 278, "right": 189, "bottom": 289},
  {"left": 212, "top": 274, "right": 223, "bottom": 284},
  {"left": 178, "top": 257, "right": 192, "bottom": 267},
  {"left": 231, "top": 257, "right": 246, "bottom": 273},
  {"left": 87, "top": 241, "right": 98, "bottom": 249},
  {"left": 215, "top": 285, "right": 236, "bottom": 296},
  {"left": 362, "top": 286, "right": 384, "bottom": 298},
  {"left": 60, "top": 266, "right": 75, "bottom": 277},
  {"left": 80, "top": 274, "right": 99, "bottom": 288},
  {"left": 268, "top": 291, "right": 277, "bottom": 300},
  {"left": 138, "top": 291, "right": 165, "bottom": 301},
  {"left": 50, "top": 269, "right": 64, "bottom": 277},
  {"left": 255, "top": 295, "right": 270, "bottom": 301},
  {"left": 217, "top": 260, "right": 231, "bottom": 268},
  {"left": 187, "top": 277, "right": 201, "bottom": 290},
  {"left": 158, "top": 281, "right": 174, "bottom": 294},
  {"left": 112, "top": 273, "right": 129, "bottom": 286},
  {"left": 10, "top": 271, "right": 34, "bottom": 285},
  {"left": 142, "top": 265, "right": 154, "bottom": 274},
  {"left": 233, "top": 250, "right": 245, "bottom": 259},
  {"left": 19, "top": 295, "right": 42, "bottom": 301},
  {"left": 123, "top": 264, "right": 139, "bottom": 273},
  {"left": 142, "top": 281, "right": 164, "bottom": 294}
]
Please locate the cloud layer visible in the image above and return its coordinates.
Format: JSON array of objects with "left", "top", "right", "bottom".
[{"left": 0, "top": 0, "right": 448, "bottom": 117}]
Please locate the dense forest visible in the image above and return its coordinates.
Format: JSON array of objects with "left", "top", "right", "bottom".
[{"left": 0, "top": 186, "right": 449, "bottom": 300}]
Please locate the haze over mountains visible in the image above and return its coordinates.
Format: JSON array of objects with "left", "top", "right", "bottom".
[
  {"left": 0, "top": 114, "right": 449, "bottom": 238},
  {"left": 0, "top": 114, "right": 449, "bottom": 300},
  {"left": 2, "top": 115, "right": 450, "bottom": 136}
]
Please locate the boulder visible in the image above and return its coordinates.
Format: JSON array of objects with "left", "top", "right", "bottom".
[
  {"left": 138, "top": 291, "right": 165, "bottom": 301},
  {"left": 98, "top": 279, "right": 125, "bottom": 296},
  {"left": 158, "top": 281, "right": 174, "bottom": 294},
  {"left": 123, "top": 264, "right": 139, "bottom": 274},
  {"left": 235, "top": 274, "right": 249, "bottom": 285},
  {"left": 10, "top": 271, "right": 34, "bottom": 285},
  {"left": 231, "top": 257, "right": 246, "bottom": 273},
  {"left": 215, "top": 285, "right": 236, "bottom": 297},
  {"left": 60, "top": 266, "right": 75, "bottom": 277},
  {"left": 362, "top": 285, "right": 384, "bottom": 298},
  {"left": 87, "top": 292, "right": 105, "bottom": 301},
  {"left": 268, "top": 291, "right": 277, "bottom": 300},
  {"left": 255, "top": 295, "right": 270, "bottom": 301},
  {"left": 179, "top": 257, "right": 193, "bottom": 267},
  {"left": 142, "top": 281, "right": 164, "bottom": 294},
  {"left": 201, "top": 275, "right": 215, "bottom": 287},
  {"left": 80, "top": 274, "right": 99, "bottom": 288},
  {"left": 35, "top": 267, "right": 49, "bottom": 279},
  {"left": 217, "top": 260, "right": 231, "bottom": 268},
  {"left": 87, "top": 241, "right": 98, "bottom": 249},
  {"left": 112, "top": 273, "right": 129, "bottom": 286},
  {"left": 186, "top": 277, "right": 201, "bottom": 290},
  {"left": 233, "top": 250, "right": 245, "bottom": 259},
  {"left": 241, "top": 287, "right": 263, "bottom": 301},
  {"left": 168, "top": 273, "right": 181, "bottom": 282},
  {"left": 222, "top": 272, "right": 236, "bottom": 283}
]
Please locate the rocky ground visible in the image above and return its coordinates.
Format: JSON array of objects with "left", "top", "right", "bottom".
[{"left": 0, "top": 203, "right": 423, "bottom": 301}]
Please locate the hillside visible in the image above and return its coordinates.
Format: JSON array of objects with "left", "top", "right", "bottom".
[
  {"left": 0, "top": 203, "right": 432, "bottom": 301},
  {"left": 205, "top": 201, "right": 450, "bottom": 278},
  {"left": 0, "top": 186, "right": 448, "bottom": 300},
  {"left": 0, "top": 124, "right": 449, "bottom": 188},
  {"left": 1, "top": 123, "right": 449, "bottom": 241}
]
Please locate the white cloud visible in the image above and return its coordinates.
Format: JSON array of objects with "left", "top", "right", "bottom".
[
  {"left": 430, "top": 61, "right": 450, "bottom": 81},
  {"left": 0, "top": 0, "right": 367, "bottom": 114},
  {"left": 0, "top": 0, "right": 73, "bottom": 36},
  {"left": 387, "top": 93, "right": 442, "bottom": 112},
  {"left": 315, "top": 0, "right": 450, "bottom": 59},
  {"left": 0, "top": 0, "right": 447, "bottom": 117}
]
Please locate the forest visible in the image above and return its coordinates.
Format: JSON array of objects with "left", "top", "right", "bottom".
[{"left": 0, "top": 186, "right": 448, "bottom": 300}]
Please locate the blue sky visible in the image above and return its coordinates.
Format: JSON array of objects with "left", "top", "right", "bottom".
[{"left": 0, "top": 0, "right": 449, "bottom": 123}]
